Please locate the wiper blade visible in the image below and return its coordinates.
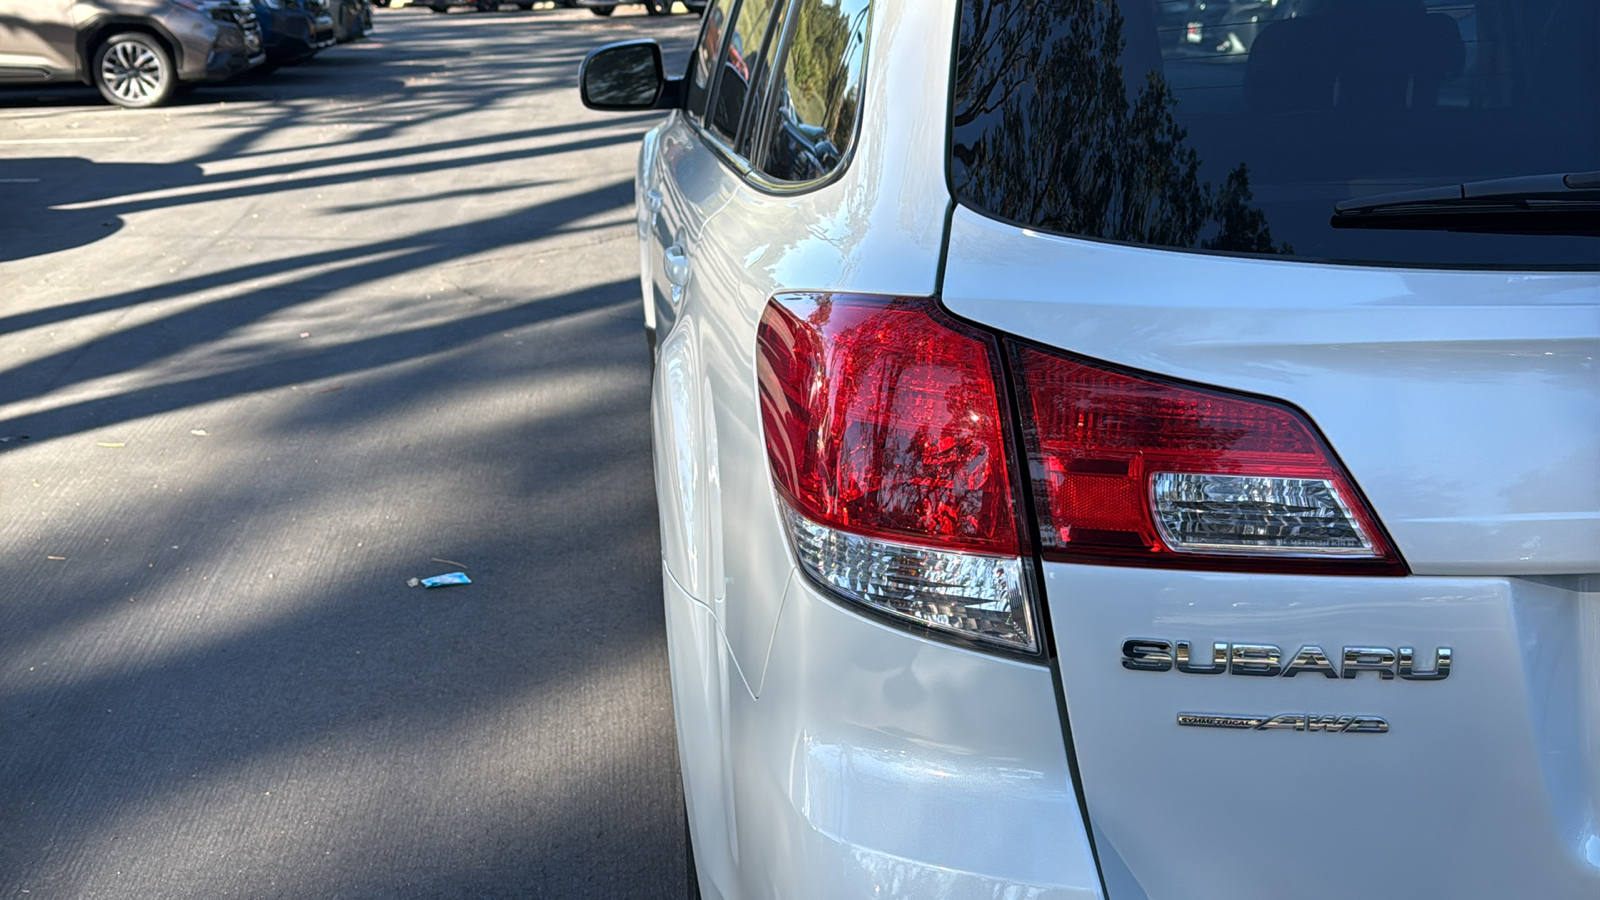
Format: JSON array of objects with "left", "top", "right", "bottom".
[{"left": 1332, "top": 171, "right": 1600, "bottom": 235}]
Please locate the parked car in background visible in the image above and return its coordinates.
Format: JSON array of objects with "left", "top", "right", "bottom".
[
  {"left": 580, "top": 0, "right": 1599, "bottom": 897},
  {"left": 579, "top": 0, "right": 705, "bottom": 16},
  {"left": 390, "top": 0, "right": 533, "bottom": 10},
  {"left": 329, "top": 0, "right": 374, "bottom": 40},
  {"left": 1177, "top": 0, "right": 1306, "bottom": 55},
  {"left": 0, "top": 0, "right": 263, "bottom": 107},
  {"left": 253, "top": 0, "right": 335, "bottom": 67},
  {"left": 391, "top": 0, "right": 703, "bottom": 12}
]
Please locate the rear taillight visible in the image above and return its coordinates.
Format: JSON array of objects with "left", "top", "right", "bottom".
[
  {"left": 1008, "top": 343, "right": 1405, "bottom": 575},
  {"left": 756, "top": 294, "right": 1404, "bottom": 658},
  {"left": 757, "top": 294, "right": 1038, "bottom": 653}
]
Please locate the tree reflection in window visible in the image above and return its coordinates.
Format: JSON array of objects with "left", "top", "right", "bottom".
[
  {"left": 952, "top": 0, "right": 1289, "bottom": 254},
  {"left": 763, "top": 0, "right": 872, "bottom": 183}
]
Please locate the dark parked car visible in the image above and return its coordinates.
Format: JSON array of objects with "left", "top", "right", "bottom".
[
  {"left": 408, "top": 0, "right": 704, "bottom": 12},
  {"left": 331, "top": 0, "right": 375, "bottom": 40},
  {"left": 579, "top": 0, "right": 706, "bottom": 15},
  {"left": 253, "top": 0, "right": 335, "bottom": 67}
]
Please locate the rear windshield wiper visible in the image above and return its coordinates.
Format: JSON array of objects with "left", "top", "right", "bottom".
[{"left": 1332, "top": 171, "right": 1600, "bottom": 235}]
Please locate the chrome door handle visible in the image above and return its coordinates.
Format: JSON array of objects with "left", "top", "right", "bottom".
[
  {"left": 662, "top": 243, "right": 688, "bottom": 310},
  {"left": 664, "top": 244, "right": 690, "bottom": 309},
  {"left": 665, "top": 245, "right": 690, "bottom": 287}
]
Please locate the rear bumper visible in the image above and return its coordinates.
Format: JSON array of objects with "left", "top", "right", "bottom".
[{"left": 664, "top": 564, "right": 1104, "bottom": 899}]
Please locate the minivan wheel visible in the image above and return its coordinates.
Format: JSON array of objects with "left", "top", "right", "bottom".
[
  {"left": 589, "top": 4, "right": 614, "bottom": 14},
  {"left": 93, "top": 32, "right": 175, "bottom": 108}
]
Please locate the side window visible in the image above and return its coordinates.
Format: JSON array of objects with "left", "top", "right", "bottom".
[
  {"left": 708, "top": 0, "right": 784, "bottom": 145},
  {"left": 686, "top": 0, "right": 737, "bottom": 123},
  {"left": 760, "top": 0, "right": 871, "bottom": 183}
]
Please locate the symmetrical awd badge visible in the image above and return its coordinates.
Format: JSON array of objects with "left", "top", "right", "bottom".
[{"left": 1176, "top": 712, "right": 1390, "bottom": 733}]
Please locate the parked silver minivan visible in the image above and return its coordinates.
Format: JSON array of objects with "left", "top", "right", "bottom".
[{"left": 0, "top": 0, "right": 265, "bottom": 107}]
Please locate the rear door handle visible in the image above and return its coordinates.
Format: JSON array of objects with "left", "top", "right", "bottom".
[
  {"left": 664, "top": 244, "right": 690, "bottom": 309},
  {"left": 665, "top": 244, "right": 690, "bottom": 286}
]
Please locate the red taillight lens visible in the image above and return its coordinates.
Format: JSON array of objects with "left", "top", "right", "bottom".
[
  {"left": 755, "top": 292, "right": 1403, "bottom": 655},
  {"left": 758, "top": 294, "right": 1023, "bottom": 556},
  {"left": 757, "top": 294, "right": 1037, "bottom": 653},
  {"left": 1008, "top": 343, "right": 1405, "bottom": 575}
]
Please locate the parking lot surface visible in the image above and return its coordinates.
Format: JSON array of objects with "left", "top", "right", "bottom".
[{"left": 0, "top": 8, "right": 697, "bottom": 898}]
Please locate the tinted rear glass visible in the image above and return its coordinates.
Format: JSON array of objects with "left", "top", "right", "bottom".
[{"left": 950, "top": 0, "right": 1598, "bottom": 268}]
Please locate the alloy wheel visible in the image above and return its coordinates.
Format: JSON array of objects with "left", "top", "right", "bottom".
[{"left": 94, "top": 35, "right": 174, "bottom": 108}]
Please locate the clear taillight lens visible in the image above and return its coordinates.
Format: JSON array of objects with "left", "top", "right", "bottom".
[
  {"left": 757, "top": 294, "right": 1038, "bottom": 653},
  {"left": 782, "top": 507, "right": 1034, "bottom": 651},
  {"left": 1008, "top": 343, "right": 1405, "bottom": 575}
]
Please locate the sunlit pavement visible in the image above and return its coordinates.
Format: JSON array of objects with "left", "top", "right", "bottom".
[{"left": 0, "top": 8, "right": 696, "bottom": 897}]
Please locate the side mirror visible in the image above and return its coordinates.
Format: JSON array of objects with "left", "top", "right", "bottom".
[{"left": 579, "top": 40, "right": 684, "bottom": 111}]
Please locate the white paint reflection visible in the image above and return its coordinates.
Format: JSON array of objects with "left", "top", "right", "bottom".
[{"left": 795, "top": 731, "right": 1095, "bottom": 897}]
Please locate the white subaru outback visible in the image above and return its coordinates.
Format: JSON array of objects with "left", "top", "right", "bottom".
[{"left": 580, "top": 0, "right": 1600, "bottom": 896}]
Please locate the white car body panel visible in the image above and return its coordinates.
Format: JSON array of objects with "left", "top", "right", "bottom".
[
  {"left": 618, "top": 0, "right": 1600, "bottom": 896},
  {"left": 1041, "top": 562, "right": 1600, "bottom": 899},
  {"left": 647, "top": 0, "right": 958, "bottom": 684},
  {"left": 942, "top": 207, "right": 1600, "bottom": 576},
  {"left": 665, "top": 559, "right": 1105, "bottom": 900},
  {"left": 645, "top": 0, "right": 1112, "bottom": 895},
  {"left": 942, "top": 203, "right": 1600, "bottom": 897}
]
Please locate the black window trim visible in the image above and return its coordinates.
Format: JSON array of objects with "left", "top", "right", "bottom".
[
  {"left": 689, "top": 0, "right": 766, "bottom": 176},
  {"left": 686, "top": 0, "right": 739, "bottom": 127},
  {"left": 731, "top": 0, "right": 791, "bottom": 156},
  {"left": 739, "top": 0, "right": 800, "bottom": 171}
]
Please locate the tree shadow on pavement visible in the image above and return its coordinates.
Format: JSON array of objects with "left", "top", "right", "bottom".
[
  {"left": 0, "top": 10, "right": 701, "bottom": 898},
  {"left": 0, "top": 278, "right": 681, "bottom": 898},
  {"left": 0, "top": 158, "right": 204, "bottom": 261},
  {"left": 0, "top": 175, "right": 636, "bottom": 426}
]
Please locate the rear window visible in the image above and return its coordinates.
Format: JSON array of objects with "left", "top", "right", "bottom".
[{"left": 949, "top": 0, "right": 1598, "bottom": 269}]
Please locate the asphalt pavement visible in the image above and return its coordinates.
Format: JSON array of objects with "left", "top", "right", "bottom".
[{"left": 0, "top": 7, "right": 698, "bottom": 897}]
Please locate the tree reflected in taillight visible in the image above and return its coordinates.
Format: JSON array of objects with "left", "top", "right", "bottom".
[
  {"left": 1008, "top": 343, "right": 1406, "bottom": 575},
  {"left": 757, "top": 294, "right": 1038, "bottom": 653}
]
